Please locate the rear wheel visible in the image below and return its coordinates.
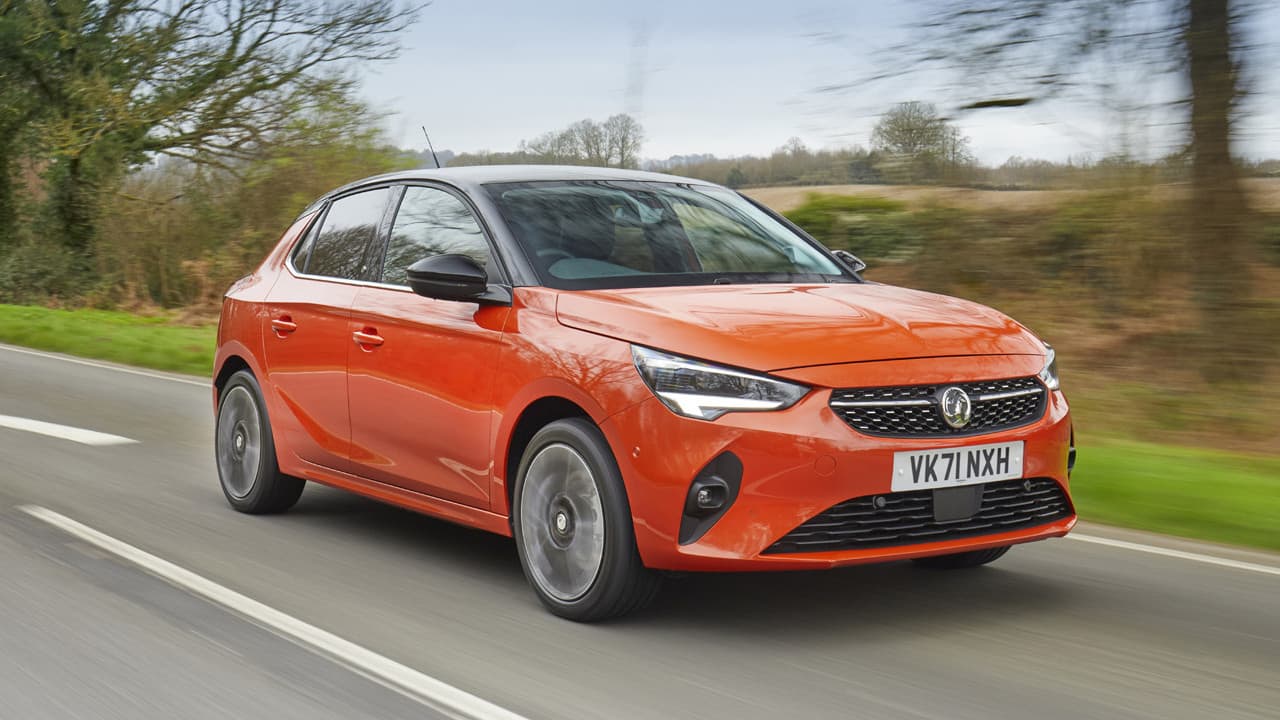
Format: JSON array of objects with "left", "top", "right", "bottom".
[
  {"left": 512, "top": 418, "right": 660, "bottom": 621},
  {"left": 912, "top": 546, "right": 1010, "bottom": 569},
  {"left": 215, "top": 370, "right": 304, "bottom": 514}
]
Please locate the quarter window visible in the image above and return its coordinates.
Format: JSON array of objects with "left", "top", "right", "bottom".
[
  {"left": 302, "top": 189, "right": 390, "bottom": 280},
  {"left": 382, "top": 186, "right": 490, "bottom": 286}
]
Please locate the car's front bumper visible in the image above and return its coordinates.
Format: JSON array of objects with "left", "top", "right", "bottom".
[{"left": 601, "top": 354, "right": 1075, "bottom": 572}]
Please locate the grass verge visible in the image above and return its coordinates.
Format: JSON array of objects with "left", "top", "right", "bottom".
[
  {"left": 1071, "top": 439, "right": 1280, "bottom": 552},
  {"left": 0, "top": 305, "right": 1275, "bottom": 553},
  {"left": 0, "top": 304, "right": 216, "bottom": 376}
]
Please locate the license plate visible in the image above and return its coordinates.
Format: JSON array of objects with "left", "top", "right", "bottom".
[{"left": 891, "top": 441, "right": 1024, "bottom": 492}]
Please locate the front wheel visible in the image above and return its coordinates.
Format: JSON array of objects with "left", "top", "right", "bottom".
[
  {"left": 912, "top": 545, "right": 1010, "bottom": 569},
  {"left": 512, "top": 418, "right": 660, "bottom": 621},
  {"left": 215, "top": 370, "right": 305, "bottom": 514}
]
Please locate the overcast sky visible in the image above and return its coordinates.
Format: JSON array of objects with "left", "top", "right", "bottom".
[{"left": 361, "top": 0, "right": 1280, "bottom": 164}]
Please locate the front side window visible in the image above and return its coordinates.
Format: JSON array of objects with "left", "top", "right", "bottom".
[
  {"left": 301, "top": 188, "right": 391, "bottom": 280},
  {"left": 382, "top": 186, "right": 491, "bottom": 286},
  {"left": 485, "top": 181, "right": 849, "bottom": 290}
]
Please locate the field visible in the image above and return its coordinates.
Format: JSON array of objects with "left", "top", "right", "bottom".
[
  {"left": 746, "top": 184, "right": 1085, "bottom": 213},
  {"left": 1071, "top": 440, "right": 1280, "bottom": 551},
  {"left": 743, "top": 176, "right": 1280, "bottom": 213},
  {"left": 0, "top": 304, "right": 216, "bottom": 375}
]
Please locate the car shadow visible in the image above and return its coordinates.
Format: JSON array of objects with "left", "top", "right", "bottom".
[
  {"left": 286, "top": 485, "right": 1078, "bottom": 642},
  {"left": 284, "top": 485, "right": 524, "bottom": 584},
  {"left": 637, "top": 562, "right": 1073, "bottom": 644}
]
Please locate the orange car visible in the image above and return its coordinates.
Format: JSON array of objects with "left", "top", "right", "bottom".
[{"left": 214, "top": 166, "right": 1075, "bottom": 621}]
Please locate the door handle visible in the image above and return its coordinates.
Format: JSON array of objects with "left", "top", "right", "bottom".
[
  {"left": 352, "top": 329, "right": 384, "bottom": 350},
  {"left": 271, "top": 317, "right": 297, "bottom": 336}
]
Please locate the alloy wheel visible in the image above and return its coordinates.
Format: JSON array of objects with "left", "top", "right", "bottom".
[{"left": 518, "top": 442, "right": 606, "bottom": 602}]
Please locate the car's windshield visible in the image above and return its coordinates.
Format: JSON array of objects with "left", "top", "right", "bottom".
[{"left": 484, "top": 180, "right": 852, "bottom": 289}]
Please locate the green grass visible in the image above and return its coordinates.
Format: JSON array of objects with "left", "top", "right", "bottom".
[
  {"left": 1072, "top": 439, "right": 1280, "bottom": 552},
  {"left": 0, "top": 304, "right": 1276, "bottom": 552},
  {"left": 0, "top": 304, "right": 215, "bottom": 376}
]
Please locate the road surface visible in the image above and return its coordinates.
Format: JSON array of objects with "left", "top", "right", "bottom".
[{"left": 0, "top": 343, "right": 1276, "bottom": 720}]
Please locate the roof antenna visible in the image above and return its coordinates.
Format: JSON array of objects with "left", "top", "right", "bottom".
[{"left": 421, "top": 126, "right": 441, "bottom": 169}]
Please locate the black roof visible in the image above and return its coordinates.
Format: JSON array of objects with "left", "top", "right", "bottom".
[
  {"left": 390, "top": 164, "right": 715, "bottom": 185},
  {"left": 310, "top": 164, "right": 719, "bottom": 209}
]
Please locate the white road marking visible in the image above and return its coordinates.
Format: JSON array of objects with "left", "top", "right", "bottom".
[
  {"left": 1070, "top": 533, "right": 1280, "bottom": 577},
  {"left": 0, "top": 343, "right": 208, "bottom": 387},
  {"left": 17, "top": 505, "right": 529, "bottom": 720},
  {"left": 0, "top": 414, "right": 138, "bottom": 446}
]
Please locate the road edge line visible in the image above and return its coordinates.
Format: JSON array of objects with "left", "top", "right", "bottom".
[
  {"left": 17, "top": 504, "right": 530, "bottom": 720},
  {"left": 0, "top": 343, "right": 208, "bottom": 387},
  {"left": 1069, "top": 533, "right": 1280, "bottom": 577}
]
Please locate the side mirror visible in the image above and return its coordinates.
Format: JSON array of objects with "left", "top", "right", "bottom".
[
  {"left": 406, "top": 254, "right": 491, "bottom": 302},
  {"left": 831, "top": 249, "right": 867, "bottom": 274}
]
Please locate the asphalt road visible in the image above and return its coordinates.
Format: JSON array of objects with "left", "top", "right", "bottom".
[{"left": 0, "top": 342, "right": 1277, "bottom": 720}]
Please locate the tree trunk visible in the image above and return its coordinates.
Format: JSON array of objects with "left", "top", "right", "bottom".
[
  {"left": 1186, "top": 0, "right": 1253, "bottom": 376},
  {"left": 0, "top": 148, "right": 14, "bottom": 251},
  {"left": 48, "top": 155, "right": 98, "bottom": 252}
]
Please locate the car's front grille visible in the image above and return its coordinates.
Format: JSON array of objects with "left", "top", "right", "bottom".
[
  {"left": 829, "top": 376, "right": 1046, "bottom": 438},
  {"left": 764, "top": 478, "right": 1072, "bottom": 554}
]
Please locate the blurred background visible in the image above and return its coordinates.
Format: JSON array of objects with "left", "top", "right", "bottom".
[
  {"left": 0, "top": 3, "right": 1278, "bottom": 719},
  {"left": 0, "top": 1, "right": 1276, "bottom": 550}
]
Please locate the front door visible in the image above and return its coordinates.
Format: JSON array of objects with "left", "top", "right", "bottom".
[{"left": 347, "top": 184, "right": 510, "bottom": 507}]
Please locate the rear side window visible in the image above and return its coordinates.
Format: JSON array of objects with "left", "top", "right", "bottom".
[
  {"left": 298, "top": 188, "right": 390, "bottom": 279},
  {"left": 381, "top": 186, "right": 490, "bottom": 286}
]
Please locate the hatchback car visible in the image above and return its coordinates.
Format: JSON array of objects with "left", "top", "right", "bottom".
[{"left": 213, "top": 165, "right": 1076, "bottom": 621}]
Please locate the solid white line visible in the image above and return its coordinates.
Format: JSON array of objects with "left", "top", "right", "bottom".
[
  {"left": 18, "top": 505, "right": 529, "bottom": 720},
  {"left": 0, "top": 414, "right": 138, "bottom": 446},
  {"left": 1070, "top": 533, "right": 1280, "bottom": 577},
  {"left": 0, "top": 343, "right": 208, "bottom": 387}
]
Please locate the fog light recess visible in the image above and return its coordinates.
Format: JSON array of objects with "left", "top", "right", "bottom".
[
  {"left": 678, "top": 452, "right": 743, "bottom": 545},
  {"left": 1068, "top": 426, "right": 1077, "bottom": 477}
]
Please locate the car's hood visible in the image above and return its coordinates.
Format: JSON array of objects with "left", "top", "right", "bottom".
[{"left": 555, "top": 283, "right": 1044, "bottom": 372}]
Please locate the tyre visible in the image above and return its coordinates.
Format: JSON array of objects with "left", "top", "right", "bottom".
[
  {"left": 512, "top": 418, "right": 660, "bottom": 621},
  {"left": 215, "top": 370, "right": 305, "bottom": 514},
  {"left": 912, "top": 545, "right": 1010, "bottom": 569}
]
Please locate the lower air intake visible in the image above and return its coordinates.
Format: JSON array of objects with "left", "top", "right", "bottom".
[{"left": 765, "top": 477, "right": 1072, "bottom": 554}]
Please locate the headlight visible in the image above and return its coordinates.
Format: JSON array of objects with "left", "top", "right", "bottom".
[
  {"left": 631, "top": 346, "right": 809, "bottom": 421},
  {"left": 1039, "top": 344, "right": 1060, "bottom": 391}
]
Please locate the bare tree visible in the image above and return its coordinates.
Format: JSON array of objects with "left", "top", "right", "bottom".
[
  {"left": 511, "top": 114, "right": 645, "bottom": 168},
  {"left": 872, "top": 102, "right": 947, "bottom": 156},
  {"left": 571, "top": 120, "right": 609, "bottom": 166},
  {"left": 871, "top": 102, "right": 974, "bottom": 183},
  {"left": 603, "top": 114, "right": 644, "bottom": 168},
  {"left": 780, "top": 137, "right": 810, "bottom": 157},
  {"left": 859, "top": 0, "right": 1258, "bottom": 366},
  {"left": 1185, "top": 0, "right": 1252, "bottom": 363},
  {"left": 521, "top": 129, "right": 582, "bottom": 164}
]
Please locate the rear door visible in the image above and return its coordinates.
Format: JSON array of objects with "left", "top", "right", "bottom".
[
  {"left": 263, "top": 187, "right": 392, "bottom": 472},
  {"left": 347, "top": 184, "right": 510, "bottom": 507}
]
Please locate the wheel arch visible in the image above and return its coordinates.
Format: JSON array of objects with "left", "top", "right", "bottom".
[
  {"left": 211, "top": 343, "right": 270, "bottom": 430},
  {"left": 214, "top": 354, "right": 253, "bottom": 399},
  {"left": 213, "top": 334, "right": 267, "bottom": 405},
  {"left": 499, "top": 396, "right": 592, "bottom": 518}
]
